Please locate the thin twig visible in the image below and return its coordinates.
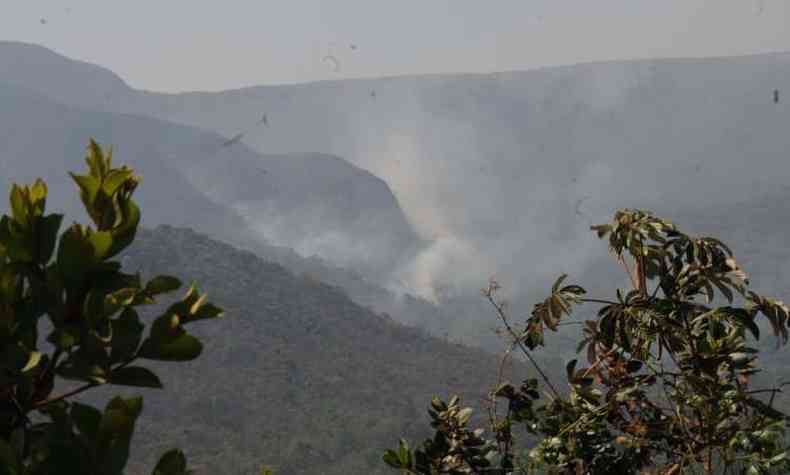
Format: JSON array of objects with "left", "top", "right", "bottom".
[
  {"left": 33, "top": 380, "right": 99, "bottom": 409},
  {"left": 485, "top": 292, "right": 561, "bottom": 399},
  {"left": 33, "top": 353, "right": 139, "bottom": 409},
  {"left": 580, "top": 298, "right": 620, "bottom": 306},
  {"left": 620, "top": 254, "right": 639, "bottom": 290}
]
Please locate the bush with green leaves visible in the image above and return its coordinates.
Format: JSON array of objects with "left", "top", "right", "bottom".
[
  {"left": 0, "top": 140, "right": 223, "bottom": 475},
  {"left": 387, "top": 209, "right": 790, "bottom": 475}
]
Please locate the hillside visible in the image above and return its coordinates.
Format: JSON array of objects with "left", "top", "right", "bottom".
[
  {"left": 72, "top": 225, "right": 522, "bottom": 475},
  {"left": 0, "top": 74, "right": 421, "bottom": 281}
]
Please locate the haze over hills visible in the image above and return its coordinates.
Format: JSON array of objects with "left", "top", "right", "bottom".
[
  {"left": 4, "top": 40, "right": 790, "bottom": 355},
  {"left": 0, "top": 47, "right": 473, "bottom": 353},
  {"left": 0, "top": 82, "right": 253, "bottom": 241},
  {"left": 3, "top": 41, "right": 789, "bottom": 305},
  {"left": 0, "top": 61, "right": 421, "bottom": 283},
  {"left": 127, "top": 52, "right": 790, "bottom": 302},
  {"left": 6, "top": 39, "right": 790, "bottom": 473}
]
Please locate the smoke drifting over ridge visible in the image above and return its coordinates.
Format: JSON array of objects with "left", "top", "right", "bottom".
[
  {"left": 15, "top": 46, "right": 788, "bottom": 302},
  {"left": 301, "top": 57, "right": 790, "bottom": 301}
]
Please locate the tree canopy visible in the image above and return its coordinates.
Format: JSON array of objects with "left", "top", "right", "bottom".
[
  {"left": 387, "top": 209, "right": 790, "bottom": 475},
  {"left": 0, "top": 140, "right": 224, "bottom": 475}
]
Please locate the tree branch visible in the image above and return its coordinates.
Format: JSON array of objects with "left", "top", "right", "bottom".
[
  {"left": 485, "top": 291, "right": 560, "bottom": 399},
  {"left": 33, "top": 353, "right": 139, "bottom": 409}
]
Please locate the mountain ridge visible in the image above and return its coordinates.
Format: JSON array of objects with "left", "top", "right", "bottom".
[
  {"left": 0, "top": 76, "right": 421, "bottom": 281},
  {"left": 5, "top": 40, "right": 789, "bottom": 94}
]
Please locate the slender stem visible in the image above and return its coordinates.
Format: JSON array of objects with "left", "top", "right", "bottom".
[
  {"left": 748, "top": 388, "right": 783, "bottom": 396},
  {"left": 486, "top": 293, "right": 560, "bottom": 399},
  {"left": 581, "top": 348, "right": 616, "bottom": 379},
  {"left": 637, "top": 251, "right": 649, "bottom": 299},
  {"left": 46, "top": 348, "right": 63, "bottom": 375},
  {"left": 33, "top": 354, "right": 139, "bottom": 409},
  {"left": 620, "top": 254, "right": 639, "bottom": 290},
  {"left": 580, "top": 298, "right": 620, "bottom": 306},
  {"left": 32, "top": 381, "right": 99, "bottom": 409}
]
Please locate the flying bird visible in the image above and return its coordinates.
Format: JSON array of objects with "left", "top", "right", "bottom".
[
  {"left": 575, "top": 196, "right": 591, "bottom": 216},
  {"left": 39, "top": 18, "right": 47, "bottom": 25},
  {"left": 349, "top": 44, "right": 357, "bottom": 50},
  {"left": 259, "top": 113, "right": 269, "bottom": 127},
  {"left": 221, "top": 132, "right": 245, "bottom": 148},
  {"left": 322, "top": 55, "right": 340, "bottom": 72},
  {"left": 370, "top": 90, "right": 377, "bottom": 99},
  {"left": 774, "top": 89, "right": 780, "bottom": 104}
]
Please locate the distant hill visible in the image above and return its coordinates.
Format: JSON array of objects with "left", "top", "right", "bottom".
[
  {"left": 5, "top": 41, "right": 789, "bottom": 301},
  {"left": 0, "top": 41, "right": 134, "bottom": 110},
  {"left": 117, "top": 51, "right": 790, "bottom": 298},
  {"left": 0, "top": 73, "right": 421, "bottom": 281},
  {"left": 0, "top": 82, "right": 249, "bottom": 242},
  {"left": 5, "top": 41, "right": 790, "bottom": 355},
  {"left": 77, "top": 225, "right": 522, "bottom": 475}
]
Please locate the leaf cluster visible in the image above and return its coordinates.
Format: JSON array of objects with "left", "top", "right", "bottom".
[
  {"left": 0, "top": 140, "right": 223, "bottom": 474},
  {"left": 388, "top": 208, "right": 790, "bottom": 475}
]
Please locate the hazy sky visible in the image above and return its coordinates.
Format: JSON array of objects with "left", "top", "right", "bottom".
[{"left": 1, "top": 0, "right": 788, "bottom": 92}]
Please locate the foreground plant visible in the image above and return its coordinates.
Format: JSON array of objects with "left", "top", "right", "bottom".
[
  {"left": 387, "top": 209, "right": 790, "bottom": 474},
  {"left": 0, "top": 140, "right": 223, "bottom": 474}
]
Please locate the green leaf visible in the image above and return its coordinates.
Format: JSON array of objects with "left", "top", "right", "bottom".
[
  {"left": 457, "top": 407, "right": 473, "bottom": 425},
  {"left": 48, "top": 327, "right": 79, "bottom": 351},
  {"left": 730, "top": 308, "right": 760, "bottom": 341},
  {"left": 106, "top": 201, "right": 140, "bottom": 258},
  {"left": 382, "top": 450, "right": 402, "bottom": 468},
  {"left": 138, "top": 333, "right": 203, "bottom": 362},
  {"left": 152, "top": 449, "right": 189, "bottom": 475},
  {"left": 0, "top": 439, "right": 21, "bottom": 475},
  {"left": 87, "top": 230, "right": 114, "bottom": 261},
  {"left": 145, "top": 276, "right": 182, "bottom": 296},
  {"left": 70, "top": 173, "right": 101, "bottom": 210},
  {"left": 108, "top": 366, "right": 163, "bottom": 388},
  {"left": 110, "top": 308, "right": 144, "bottom": 364},
  {"left": 97, "top": 396, "right": 143, "bottom": 475},
  {"left": 37, "top": 213, "right": 63, "bottom": 264},
  {"left": 183, "top": 303, "right": 224, "bottom": 324},
  {"left": 552, "top": 274, "right": 568, "bottom": 294},
  {"left": 72, "top": 402, "right": 103, "bottom": 441},
  {"left": 21, "top": 351, "right": 42, "bottom": 373},
  {"left": 9, "top": 184, "right": 29, "bottom": 227},
  {"left": 625, "top": 360, "right": 643, "bottom": 373},
  {"left": 57, "top": 225, "right": 95, "bottom": 284},
  {"left": 0, "top": 217, "right": 33, "bottom": 262},
  {"left": 106, "top": 287, "right": 137, "bottom": 311},
  {"left": 566, "top": 359, "right": 578, "bottom": 382},
  {"left": 56, "top": 349, "right": 108, "bottom": 384},
  {"left": 102, "top": 168, "right": 134, "bottom": 197}
]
